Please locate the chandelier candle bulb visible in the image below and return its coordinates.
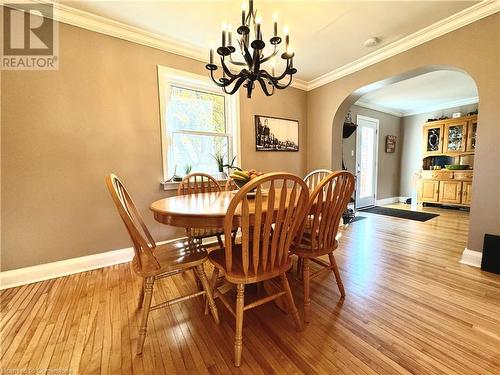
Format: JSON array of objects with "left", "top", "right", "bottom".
[
  {"left": 241, "top": 2, "right": 247, "bottom": 25},
  {"left": 209, "top": 46, "right": 214, "bottom": 65},
  {"left": 228, "top": 25, "right": 233, "bottom": 46},
  {"left": 221, "top": 22, "right": 227, "bottom": 47},
  {"left": 256, "top": 16, "right": 262, "bottom": 40},
  {"left": 273, "top": 13, "right": 278, "bottom": 37}
]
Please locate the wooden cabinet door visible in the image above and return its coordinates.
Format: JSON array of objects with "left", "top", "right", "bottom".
[
  {"left": 466, "top": 118, "right": 477, "bottom": 152},
  {"left": 443, "top": 120, "right": 467, "bottom": 153},
  {"left": 438, "top": 181, "right": 462, "bottom": 204},
  {"left": 423, "top": 123, "right": 444, "bottom": 155},
  {"left": 462, "top": 181, "right": 472, "bottom": 205},
  {"left": 418, "top": 180, "right": 439, "bottom": 202}
]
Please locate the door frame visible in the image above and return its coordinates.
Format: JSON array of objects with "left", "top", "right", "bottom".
[{"left": 355, "top": 115, "right": 379, "bottom": 208}]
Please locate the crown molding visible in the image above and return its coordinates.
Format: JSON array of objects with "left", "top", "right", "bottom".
[
  {"left": 24, "top": 0, "right": 307, "bottom": 91},
  {"left": 23, "top": 0, "right": 500, "bottom": 92},
  {"left": 307, "top": 0, "right": 500, "bottom": 91},
  {"left": 403, "top": 96, "right": 479, "bottom": 116},
  {"left": 354, "top": 101, "right": 404, "bottom": 117},
  {"left": 355, "top": 96, "right": 479, "bottom": 118}
]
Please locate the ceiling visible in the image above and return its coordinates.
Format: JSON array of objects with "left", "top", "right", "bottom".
[
  {"left": 355, "top": 70, "right": 478, "bottom": 116},
  {"left": 61, "top": 0, "right": 479, "bottom": 82}
]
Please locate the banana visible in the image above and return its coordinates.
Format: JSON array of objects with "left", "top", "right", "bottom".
[
  {"left": 233, "top": 170, "right": 250, "bottom": 179},
  {"left": 230, "top": 173, "right": 248, "bottom": 181}
]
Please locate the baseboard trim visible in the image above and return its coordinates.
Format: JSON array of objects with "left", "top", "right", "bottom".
[
  {"left": 375, "top": 196, "right": 402, "bottom": 206},
  {"left": 0, "top": 238, "right": 185, "bottom": 290},
  {"left": 459, "top": 247, "right": 482, "bottom": 268}
]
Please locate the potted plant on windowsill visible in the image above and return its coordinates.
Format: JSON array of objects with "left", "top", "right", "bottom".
[{"left": 212, "top": 151, "right": 226, "bottom": 180}]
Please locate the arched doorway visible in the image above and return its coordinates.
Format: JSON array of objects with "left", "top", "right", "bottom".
[
  {"left": 335, "top": 66, "right": 478, "bottom": 210},
  {"left": 329, "top": 65, "right": 484, "bottom": 262}
]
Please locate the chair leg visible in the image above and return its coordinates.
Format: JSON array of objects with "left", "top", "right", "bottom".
[
  {"left": 297, "top": 257, "right": 303, "bottom": 280},
  {"left": 138, "top": 278, "right": 145, "bottom": 308},
  {"left": 205, "top": 267, "right": 219, "bottom": 315},
  {"left": 137, "top": 276, "right": 154, "bottom": 355},
  {"left": 195, "top": 265, "right": 220, "bottom": 325},
  {"left": 216, "top": 234, "right": 224, "bottom": 248},
  {"left": 303, "top": 258, "right": 311, "bottom": 324},
  {"left": 192, "top": 267, "right": 202, "bottom": 291},
  {"left": 280, "top": 273, "right": 303, "bottom": 331},
  {"left": 234, "top": 284, "right": 245, "bottom": 367},
  {"left": 328, "top": 253, "right": 346, "bottom": 298}
]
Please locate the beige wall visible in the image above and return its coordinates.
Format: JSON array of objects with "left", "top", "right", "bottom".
[
  {"left": 0, "top": 23, "right": 307, "bottom": 271},
  {"left": 343, "top": 105, "right": 402, "bottom": 200},
  {"left": 307, "top": 13, "right": 500, "bottom": 253},
  {"left": 399, "top": 103, "right": 478, "bottom": 197},
  {"left": 240, "top": 89, "right": 307, "bottom": 176},
  {"left": 2, "top": 14, "right": 499, "bottom": 271}
]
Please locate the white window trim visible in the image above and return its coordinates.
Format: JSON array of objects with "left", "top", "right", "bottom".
[{"left": 157, "top": 65, "right": 240, "bottom": 188}]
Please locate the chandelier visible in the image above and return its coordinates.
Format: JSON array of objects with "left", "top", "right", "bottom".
[{"left": 206, "top": 0, "right": 296, "bottom": 98}]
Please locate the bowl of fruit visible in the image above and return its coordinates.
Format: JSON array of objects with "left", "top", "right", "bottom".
[{"left": 230, "top": 169, "right": 264, "bottom": 190}]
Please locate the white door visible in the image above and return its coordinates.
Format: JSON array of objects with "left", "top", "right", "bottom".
[{"left": 355, "top": 115, "right": 379, "bottom": 208}]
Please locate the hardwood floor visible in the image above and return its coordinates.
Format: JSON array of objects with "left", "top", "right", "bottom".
[{"left": 1, "top": 204, "right": 499, "bottom": 374}]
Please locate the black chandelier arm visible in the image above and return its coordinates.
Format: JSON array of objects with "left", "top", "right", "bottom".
[
  {"left": 238, "top": 39, "right": 253, "bottom": 67},
  {"left": 209, "top": 68, "right": 241, "bottom": 88},
  {"left": 256, "top": 77, "right": 275, "bottom": 96},
  {"left": 258, "top": 69, "right": 293, "bottom": 89},
  {"left": 259, "top": 46, "right": 279, "bottom": 64},
  {"left": 208, "top": 69, "right": 227, "bottom": 87},
  {"left": 220, "top": 58, "right": 239, "bottom": 79},
  {"left": 259, "top": 63, "right": 291, "bottom": 82},
  {"left": 272, "top": 74, "right": 294, "bottom": 90},
  {"left": 222, "top": 76, "right": 248, "bottom": 95},
  {"left": 228, "top": 54, "right": 249, "bottom": 66}
]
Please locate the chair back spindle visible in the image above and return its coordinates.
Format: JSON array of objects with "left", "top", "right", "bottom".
[
  {"left": 304, "top": 169, "right": 333, "bottom": 190},
  {"left": 178, "top": 173, "right": 222, "bottom": 195},
  {"left": 106, "top": 174, "right": 160, "bottom": 271},
  {"left": 297, "top": 171, "right": 355, "bottom": 251},
  {"left": 224, "top": 173, "right": 309, "bottom": 278}
]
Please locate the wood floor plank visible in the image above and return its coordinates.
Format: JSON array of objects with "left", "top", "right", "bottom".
[{"left": 1, "top": 204, "right": 499, "bottom": 374}]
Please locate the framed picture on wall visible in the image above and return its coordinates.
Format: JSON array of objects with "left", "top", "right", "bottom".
[
  {"left": 386, "top": 135, "right": 397, "bottom": 153},
  {"left": 255, "top": 115, "right": 299, "bottom": 151}
]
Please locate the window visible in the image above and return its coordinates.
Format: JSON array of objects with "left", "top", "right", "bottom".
[{"left": 158, "top": 66, "right": 240, "bottom": 182}]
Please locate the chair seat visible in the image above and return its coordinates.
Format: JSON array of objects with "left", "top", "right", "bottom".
[
  {"left": 291, "top": 232, "right": 338, "bottom": 257},
  {"left": 208, "top": 244, "right": 293, "bottom": 284},
  {"left": 133, "top": 239, "right": 208, "bottom": 277}
]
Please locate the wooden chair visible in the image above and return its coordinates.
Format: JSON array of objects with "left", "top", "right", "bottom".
[
  {"left": 292, "top": 171, "right": 355, "bottom": 323},
  {"left": 106, "top": 174, "right": 219, "bottom": 355},
  {"left": 178, "top": 173, "right": 224, "bottom": 247},
  {"left": 304, "top": 169, "right": 333, "bottom": 190},
  {"left": 297, "top": 169, "right": 334, "bottom": 273},
  {"left": 208, "top": 173, "right": 308, "bottom": 366}
]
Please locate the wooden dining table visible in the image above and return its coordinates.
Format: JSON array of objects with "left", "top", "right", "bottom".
[
  {"left": 150, "top": 189, "right": 296, "bottom": 229},
  {"left": 150, "top": 190, "right": 236, "bottom": 229},
  {"left": 150, "top": 189, "right": 294, "bottom": 311}
]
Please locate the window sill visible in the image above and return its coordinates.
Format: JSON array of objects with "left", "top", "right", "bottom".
[{"left": 160, "top": 179, "right": 228, "bottom": 191}]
